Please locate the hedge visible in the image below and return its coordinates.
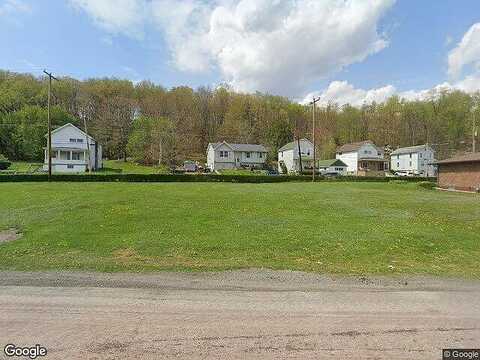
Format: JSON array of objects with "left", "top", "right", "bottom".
[{"left": 0, "top": 173, "right": 436, "bottom": 184}]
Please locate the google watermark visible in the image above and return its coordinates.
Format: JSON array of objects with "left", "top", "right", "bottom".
[
  {"left": 443, "top": 349, "right": 480, "bottom": 360},
  {"left": 3, "top": 344, "right": 47, "bottom": 359}
]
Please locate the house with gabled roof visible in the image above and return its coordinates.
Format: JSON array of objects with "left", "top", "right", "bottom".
[
  {"left": 336, "top": 140, "right": 388, "bottom": 176},
  {"left": 43, "top": 123, "right": 102, "bottom": 173},
  {"left": 277, "top": 139, "right": 313, "bottom": 174},
  {"left": 390, "top": 144, "right": 436, "bottom": 177},
  {"left": 317, "top": 159, "right": 348, "bottom": 175},
  {"left": 206, "top": 141, "right": 268, "bottom": 171}
]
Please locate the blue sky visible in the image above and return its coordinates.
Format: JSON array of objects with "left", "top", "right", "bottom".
[{"left": 1, "top": 0, "right": 480, "bottom": 104}]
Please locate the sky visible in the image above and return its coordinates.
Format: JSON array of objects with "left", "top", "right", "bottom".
[{"left": 1, "top": 0, "right": 480, "bottom": 105}]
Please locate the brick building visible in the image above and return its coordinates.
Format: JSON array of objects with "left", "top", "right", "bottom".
[{"left": 436, "top": 153, "right": 480, "bottom": 192}]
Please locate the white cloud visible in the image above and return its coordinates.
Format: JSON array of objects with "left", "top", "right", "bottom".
[
  {"left": 301, "top": 21, "right": 480, "bottom": 107},
  {"left": 0, "top": 0, "right": 31, "bottom": 16},
  {"left": 448, "top": 23, "right": 480, "bottom": 78},
  {"left": 302, "top": 81, "right": 396, "bottom": 106},
  {"left": 70, "top": 0, "right": 395, "bottom": 96},
  {"left": 151, "top": 0, "right": 395, "bottom": 96},
  {"left": 69, "top": 0, "right": 147, "bottom": 39},
  {"left": 301, "top": 75, "right": 480, "bottom": 107}
]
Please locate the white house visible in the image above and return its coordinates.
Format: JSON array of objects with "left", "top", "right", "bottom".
[
  {"left": 317, "top": 159, "right": 348, "bottom": 175},
  {"left": 43, "top": 123, "right": 103, "bottom": 173},
  {"left": 278, "top": 139, "right": 314, "bottom": 174},
  {"left": 336, "top": 140, "right": 389, "bottom": 176},
  {"left": 206, "top": 141, "right": 268, "bottom": 171},
  {"left": 390, "top": 144, "right": 436, "bottom": 176}
]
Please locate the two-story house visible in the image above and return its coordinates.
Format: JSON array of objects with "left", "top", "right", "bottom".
[
  {"left": 336, "top": 140, "right": 388, "bottom": 176},
  {"left": 390, "top": 144, "right": 436, "bottom": 177},
  {"left": 277, "top": 139, "right": 314, "bottom": 174},
  {"left": 43, "top": 123, "right": 103, "bottom": 173},
  {"left": 206, "top": 141, "right": 268, "bottom": 171}
]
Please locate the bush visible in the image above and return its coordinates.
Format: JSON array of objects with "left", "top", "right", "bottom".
[
  {"left": 0, "top": 173, "right": 437, "bottom": 184},
  {"left": 417, "top": 181, "right": 436, "bottom": 190},
  {"left": 0, "top": 155, "right": 11, "bottom": 171}
]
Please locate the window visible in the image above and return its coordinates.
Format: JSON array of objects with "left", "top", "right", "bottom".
[
  {"left": 246, "top": 152, "right": 251, "bottom": 158},
  {"left": 69, "top": 138, "right": 77, "bottom": 143},
  {"left": 51, "top": 151, "right": 57, "bottom": 159},
  {"left": 397, "top": 162, "right": 400, "bottom": 167},
  {"left": 419, "top": 153, "right": 422, "bottom": 158},
  {"left": 397, "top": 155, "right": 399, "bottom": 159},
  {"left": 219, "top": 151, "right": 229, "bottom": 158},
  {"left": 409, "top": 161, "right": 412, "bottom": 166},
  {"left": 72, "top": 152, "right": 84, "bottom": 160},
  {"left": 60, "top": 151, "right": 71, "bottom": 160},
  {"left": 77, "top": 138, "right": 84, "bottom": 143},
  {"left": 67, "top": 164, "right": 74, "bottom": 169},
  {"left": 259, "top": 152, "right": 263, "bottom": 158},
  {"left": 409, "top": 153, "right": 412, "bottom": 158}
]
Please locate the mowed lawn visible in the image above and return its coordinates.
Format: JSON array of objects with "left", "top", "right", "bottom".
[{"left": 0, "top": 182, "right": 479, "bottom": 277}]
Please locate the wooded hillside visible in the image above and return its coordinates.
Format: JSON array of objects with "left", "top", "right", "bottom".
[{"left": 0, "top": 70, "right": 478, "bottom": 165}]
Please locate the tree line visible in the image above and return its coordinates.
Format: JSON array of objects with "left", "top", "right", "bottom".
[{"left": 0, "top": 70, "right": 478, "bottom": 166}]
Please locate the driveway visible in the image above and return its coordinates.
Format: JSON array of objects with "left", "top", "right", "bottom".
[{"left": 0, "top": 270, "right": 479, "bottom": 359}]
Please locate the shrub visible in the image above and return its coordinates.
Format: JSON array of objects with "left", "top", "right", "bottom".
[
  {"left": 0, "top": 173, "right": 437, "bottom": 184},
  {"left": 0, "top": 155, "right": 11, "bottom": 171},
  {"left": 417, "top": 181, "right": 436, "bottom": 190}
]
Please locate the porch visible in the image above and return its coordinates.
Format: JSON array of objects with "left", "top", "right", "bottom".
[{"left": 357, "top": 158, "right": 389, "bottom": 177}]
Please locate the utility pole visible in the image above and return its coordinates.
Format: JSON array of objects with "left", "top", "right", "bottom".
[
  {"left": 83, "top": 115, "right": 91, "bottom": 173},
  {"left": 473, "top": 109, "right": 477, "bottom": 153},
  {"left": 309, "top": 96, "right": 321, "bottom": 182},
  {"left": 297, "top": 137, "right": 303, "bottom": 174},
  {"left": 43, "top": 70, "right": 59, "bottom": 181}
]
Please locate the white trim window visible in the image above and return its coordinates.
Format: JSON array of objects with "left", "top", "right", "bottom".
[
  {"left": 72, "top": 152, "right": 84, "bottom": 160},
  {"left": 60, "top": 151, "right": 71, "bottom": 160},
  {"left": 219, "top": 150, "right": 229, "bottom": 158},
  {"left": 246, "top": 152, "right": 251, "bottom": 158}
]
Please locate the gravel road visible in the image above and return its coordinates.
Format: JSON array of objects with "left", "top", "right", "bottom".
[{"left": 0, "top": 270, "right": 479, "bottom": 359}]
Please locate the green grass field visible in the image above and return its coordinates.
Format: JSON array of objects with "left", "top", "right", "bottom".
[{"left": 0, "top": 182, "right": 479, "bottom": 277}]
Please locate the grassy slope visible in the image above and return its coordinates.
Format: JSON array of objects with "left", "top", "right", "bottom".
[
  {"left": 95, "top": 160, "right": 169, "bottom": 174},
  {"left": 0, "top": 182, "right": 478, "bottom": 277},
  {"left": 9, "top": 161, "right": 43, "bottom": 173}
]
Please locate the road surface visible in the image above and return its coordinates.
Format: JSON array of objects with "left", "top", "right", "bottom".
[{"left": 0, "top": 270, "right": 479, "bottom": 359}]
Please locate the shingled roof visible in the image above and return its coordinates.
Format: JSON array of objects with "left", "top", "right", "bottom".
[
  {"left": 209, "top": 142, "right": 268, "bottom": 153},
  {"left": 336, "top": 140, "right": 382, "bottom": 153},
  {"left": 317, "top": 159, "right": 347, "bottom": 167},
  {"left": 391, "top": 144, "right": 431, "bottom": 155},
  {"left": 278, "top": 139, "right": 312, "bottom": 152},
  {"left": 435, "top": 153, "right": 480, "bottom": 165}
]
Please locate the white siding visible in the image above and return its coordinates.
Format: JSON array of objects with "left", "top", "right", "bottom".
[
  {"left": 390, "top": 147, "right": 436, "bottom": 176},
  {"left": 43, "top": 124, "right": 102, "bottom": 173},
  {"left": 207, "top": 142, "right": 267, "bottom": 171},
  {"left": 319, "top": 166, "right": 347, "bottom": 175},
  {"left": 357, "top": 144, "right": 383, "bottom": 159},
  {"left": 336, "top": 151, "right": 358, "bottom": 174},
  {"left": 277, "top": 139, "right": 313, "bottom": 173},
  {"left": 278, "top": 149, "right": 295, "bottom": 173}
]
